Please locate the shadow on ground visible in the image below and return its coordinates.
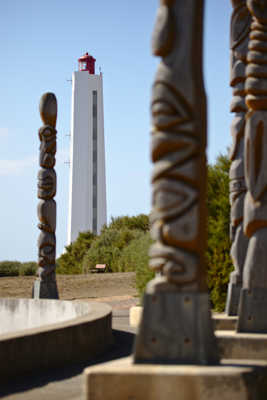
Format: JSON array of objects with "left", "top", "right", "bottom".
[{"left": 0, "top": 328, "right": 135, "bottom": 398}]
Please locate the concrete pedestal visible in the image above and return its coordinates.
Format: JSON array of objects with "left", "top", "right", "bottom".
[
  {"left": 32, "top": 279, "right": 59, "bottom": 299},
  {"left": 84, "top": 356, "right": 267, "bottom": 400},
  {"left": 134, "top": 288, "right": 218, "bottom": 364},
  {"left": 129, "top": 305, "right": 143, "bottom": 327},
  {"left": 217, "top": 330, "right": 267, "bottom": 360},
  {"left": 130, "top": 307, "right": 237, "bottom": 331},
  {"left": 225, "top": 282, "right": 242, "bottom": 316},
  {"left": 213, "top": 313, "right": 237, "bottom": 330},
  {"left": 237, "top": 288, "right": 267, "bottom": 333}
]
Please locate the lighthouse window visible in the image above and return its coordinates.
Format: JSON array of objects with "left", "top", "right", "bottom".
[
  {"left": 92, "top": 90, "right": 98, "bottom": 234},
  {"left": 81, "top": 62, "right": 87, "bottom": 70}
]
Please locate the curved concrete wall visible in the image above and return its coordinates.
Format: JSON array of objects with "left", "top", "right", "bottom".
[
  {"left": 0, "top": 298, "right": 113, "bottom": 380},
  {"left": 0, "top": 298, "right": 95, "bottom": 334}
]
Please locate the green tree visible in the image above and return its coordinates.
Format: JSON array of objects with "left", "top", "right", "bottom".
[
  {"left": 104, "top": 214, "right": 150, "bottom": 233},
  {"left": 19, "top": 262, "right": 38, "bottom": 276},
  {"left": 116, "top": 231, "right": 151, "bottom": 272},
  {"left": 130, "top": 232, "right": 154, "bottom": 298},
  {"left": 206, "top": 153, "right": 233, "bottom": 311},
  {"left": 82, "top": 228, "right": 141, "bottom": 273},
  {"left": 0, "top": 261, "right": 21, "bottom": 276},
  {"left": 57, "top": 231, "right": 96, "bottom": 274}
]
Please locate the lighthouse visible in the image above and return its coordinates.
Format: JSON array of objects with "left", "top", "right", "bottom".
[{"left": 67, "top": 53, "right": 107, "bottom": 243}]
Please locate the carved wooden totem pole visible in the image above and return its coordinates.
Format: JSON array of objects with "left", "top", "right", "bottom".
[
  {"left": 32, "top": 93, "right": 59, "bottom": 299},
  {"left": 226, "top": 0, "right": 251, "bottom": 316},
  {"left": 134, "top": 0, "right": 218, "bottom": 364},
  {"left": 237, "top": 0, "right": 267, "bottom": 332}
]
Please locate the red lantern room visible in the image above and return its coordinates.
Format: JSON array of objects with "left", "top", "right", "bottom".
[{"left": 78, "top": 52, "right": 96, "bottom": 74}]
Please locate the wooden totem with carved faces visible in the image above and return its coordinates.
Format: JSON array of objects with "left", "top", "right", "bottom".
[
  {"left": 226, "top": 0, "right": 251, "bottom": 315},
  {"left": 237, "top": 0, "right": 267, "bottom": 332},
  {"left": 237, "top": 0, "right": 267, "bottom": 333},
  {"left": 134, "top": 0, "right": 218, "bottom": 365},
  {"left": 33, "top": 93, "right": 59, "bottom": 299}
]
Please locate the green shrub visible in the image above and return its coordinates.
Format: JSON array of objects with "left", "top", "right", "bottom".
[
  {"left": 57, "top": 231, "right": 96, "bottom": 274},
  {"left": 206, "top": 240, "right": 233, "bottom": 311},
  {"left": 0, "top": 261, "right": 21, "bottom": 277},
  {"left": 82, "top": 228, "right": 140, "bottom": 273},
  {"left": 206, "top": 153, "right": 233, "bottom": 311},
  {"left": 104, "top": 214, "right": 150, "bottom": 233},
  {"left": 134, "top": 232, "right": 155, "bottom": 299},
  {"left": 19, "top": 262, "right": 38, "bottom": 276},
  {"left": 116, "top": 231, "right": 150, "bottom": 272}
]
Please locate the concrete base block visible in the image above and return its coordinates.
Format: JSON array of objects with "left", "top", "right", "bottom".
[
  {"left": 213, "top": 313, "right": 237, "bottom": 330},
  {"left": 225, "top": 282, "right": 241, "bottom": 316},
  {"left": 134, "top": 283, "right": 219, "bottom": 364},
  {"left": 130, "top": 307, "right": 237, "bottom": 331},
  {"left": 217, "top": 330, "right": 267, "bottom": 360},
  {"left": 84, "top": 356, "right": 267, "bottom": 400},
  {"left": 129, "top": 306, "right": 143, "bottom": 327},
  {"left": 237, "top": 288, "right": 267, "bottom": 333},
  {"left": 32, "top": 279, "right": 59, "bottom": 299}
]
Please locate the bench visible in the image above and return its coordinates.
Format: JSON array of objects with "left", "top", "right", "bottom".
[{"left": 90, "top": 264, "right": 106, "bottom": 273}]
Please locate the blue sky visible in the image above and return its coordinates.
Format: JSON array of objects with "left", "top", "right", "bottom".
[{"left": 0, "top": 1, "right": 232, "bottom": 261}]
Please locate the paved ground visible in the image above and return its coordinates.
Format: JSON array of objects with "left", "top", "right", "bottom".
[{"left": 0, "top": 300, "right": 138, "bottom": 400}]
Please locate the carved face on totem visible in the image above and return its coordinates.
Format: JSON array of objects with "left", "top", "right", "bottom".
[
  {"left": 247, "top": 0, "right": 267, "bottom": 22},
  {"left": 231, "top": 0, "right": 251, "bottom": 57},
  {"left": 151, "top": 1, "right": 175, "bottom": 58},
  {"left": 37, "top": 199, "right": 56, "bottom": 233},
  {"left": 38, "top": 231, "right": 56, "bottom": 267},
  {"left": 39, "top": 126, "right": 56, "bottom": 143},
  {"left": 148, "top": 0, "right": 205, "bottom": 288},
  {"left": 231, "top": 0, "right": 246, "bottom": 7},
  {"left": 150, "top": 0, "right": 193, "bottom": 134},
  {"left": 39, "top": 126, "right": 57, "bottom": 168},
  {"left": 38, "top": 168, "right": 56, "bottom": 200}
]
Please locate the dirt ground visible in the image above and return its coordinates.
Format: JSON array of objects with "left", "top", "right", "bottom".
[{"left": 0, "top": 272, "right": 137, "bottom": 300}]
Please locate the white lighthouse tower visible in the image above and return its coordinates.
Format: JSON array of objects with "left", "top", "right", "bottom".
[{"left": 67, "top": 53, "right": 107, "bottom": 244}]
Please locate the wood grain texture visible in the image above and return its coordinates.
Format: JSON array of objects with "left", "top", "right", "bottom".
[
  {"left": 37, "top": 93, "right": 57, "bottom": 283},
  {"left": 241, "top": 0, "right": 267, "bottom": 291},
  {"left": 149, "top": 0, "right": 207, "bottom": 291},
  {"left": 244, "top": 0, "right": 267, "bottom": 239},
  {"left": 228, "top": 0, "right": 250, "bottom": 288}
]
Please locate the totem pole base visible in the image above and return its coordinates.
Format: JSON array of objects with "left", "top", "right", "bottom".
[
  {"left": 133, "top": 277, "right": 219, "bottom": 365},
  {"left": 225, "top": 282, "right": 242, "bottom": 316},
  {"left": 84, "top": 356, "right": 267, "bottom": 400},
  {"left": 32, "top": 279, "right": 59, "bottom": 299},
  {"left": 237, "top": 288, "right": 267, "bottom": 333}
]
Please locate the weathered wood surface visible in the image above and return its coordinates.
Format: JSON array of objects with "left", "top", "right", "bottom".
[
  {"left": 149, "top": 0, "right": 208, "bottom": 292},
  {"left": 134, "top": 0, "right": 219, "bottom": 365},
  {"left": 237, "top": 0, "right": 267, "bottom": 332},
  {"left": 226, "top": 0, "right": 251, "bottom": 315},
  {"left": 33, "top": 93, "right": 59, "bottom": 299}
]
